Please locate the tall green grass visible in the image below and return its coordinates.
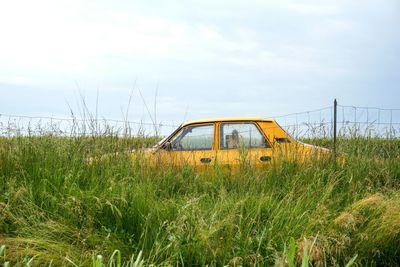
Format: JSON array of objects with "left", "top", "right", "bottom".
[{"left": 0, "top": 135, "right": 399, "bottom": 266}]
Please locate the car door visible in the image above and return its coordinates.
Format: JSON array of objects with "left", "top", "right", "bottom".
[
  {"left": 216, "top": 122, "right": 272, "bottom": 171},
  {"left": 156, "top": 123, "right": 216, "bottom": 171}
]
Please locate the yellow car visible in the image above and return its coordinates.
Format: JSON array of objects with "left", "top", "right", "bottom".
[{"left": 143, "top": 117, "right": 331, "bottom": 171}]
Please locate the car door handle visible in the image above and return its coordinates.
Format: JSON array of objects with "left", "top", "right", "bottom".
[
  {"left": 200, "top": 158, "right": 212, "bottom": 163},
  {"left": 260, "top": 156, "right": 271, "bottom": 162}
]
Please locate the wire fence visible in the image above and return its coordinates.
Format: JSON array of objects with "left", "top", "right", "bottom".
[
  {"left": 0, "top": 113, "right": 179, "bottom": 137},
  {"left": 272, "top": 102, "right": 400, "bottom": 139},
  {"left": 1, "top": 100, "right": 399, "bottom": 139}
]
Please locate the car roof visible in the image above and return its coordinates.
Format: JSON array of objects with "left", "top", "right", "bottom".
[{"left": 181, "top": 117, "right": 275, "bottom": 127}]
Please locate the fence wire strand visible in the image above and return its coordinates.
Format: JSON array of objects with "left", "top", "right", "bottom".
[{"left": 1, "top": 102, "right": 399, "bottom": 138}]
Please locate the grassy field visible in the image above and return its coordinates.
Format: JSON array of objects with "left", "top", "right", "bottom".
[{"left": 0, "top": 135, "right": 400, "bottom": 266}]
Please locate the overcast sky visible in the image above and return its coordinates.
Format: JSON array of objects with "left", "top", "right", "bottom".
[{"left": 0, "top": 0, "right": 399, "bottom": 126}]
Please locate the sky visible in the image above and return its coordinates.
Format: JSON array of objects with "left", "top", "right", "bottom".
[{"left": 0, "top": 0, "right": 399, "bottom": 128}]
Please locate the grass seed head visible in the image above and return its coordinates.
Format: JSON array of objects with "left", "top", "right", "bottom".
[
  {"left": 352, "top": 193, "right": 384, "bottom": 212},
  {"left": 228, "top": 256, "right": 243, "bottom": 266},
  {"left": 296, "top": 237, "right": 325, "bottom": 267},
  {"left": 334, "top": 212, "right": 358, "bottom": 231}
]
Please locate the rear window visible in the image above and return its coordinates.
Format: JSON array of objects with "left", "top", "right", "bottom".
[{"left": 220, "top": 123, "right": 270, "bottom": 149}]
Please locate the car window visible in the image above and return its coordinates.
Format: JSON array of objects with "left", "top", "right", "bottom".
[
  {"left": 170, "top": 124, "right": 214, "bottom": 151},
  {"left": 220, "top": 123, "right": 270, "bottom": 149}
]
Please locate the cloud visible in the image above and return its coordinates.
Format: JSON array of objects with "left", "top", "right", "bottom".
[
  {"left": 311, "top": 19, "right": 356, "bottom": 36},
  {"left": 284, "top": 3, "right": 341, "bottom": 16},
  {"left": 0, "top": 0, "right": 399, "bottom": 121},
  {"left": 0, "top": 0, "right": 353, "bottom": 84},
  {"left": 0, "top": 75, "right": 34, "bottom": 86}
]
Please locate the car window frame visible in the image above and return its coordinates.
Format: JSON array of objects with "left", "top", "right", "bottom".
[{"left": 219, "top": 121, "right": 271, "bottom": 150}]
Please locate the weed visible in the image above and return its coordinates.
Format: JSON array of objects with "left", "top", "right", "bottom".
[{"left": 0, "top": 135, "right": 399, "bottom": 265}]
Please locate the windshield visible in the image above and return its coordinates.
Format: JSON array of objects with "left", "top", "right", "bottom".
[
  {"left": 152, "top": 124, "right": 183, "bottom": 148},
  {"left": 153, "top": 135, "right": 169, "bottom": 148}
]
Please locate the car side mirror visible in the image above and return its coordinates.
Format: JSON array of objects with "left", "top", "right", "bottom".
[{"left": 164, "top": 141, "right": 172, "bottom": 151}]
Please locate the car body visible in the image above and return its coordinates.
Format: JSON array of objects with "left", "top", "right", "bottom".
[{"left": 140, "top": 117, "right": 331, "bottom": 171}]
